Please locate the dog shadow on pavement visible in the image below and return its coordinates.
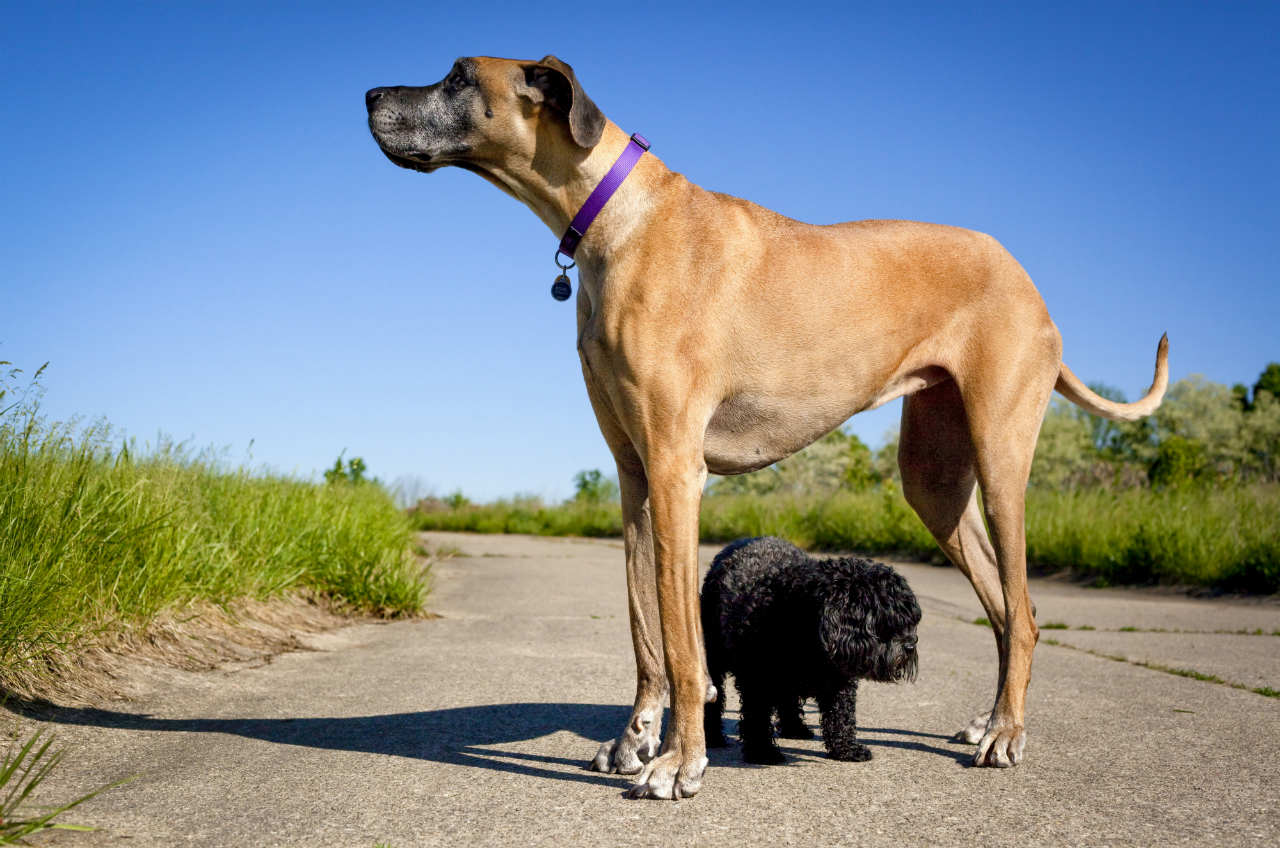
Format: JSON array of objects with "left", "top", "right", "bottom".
[
  {"left": 736, "top": 723, "right": 971, "bottom": 768},
  {"left": 14, "top": 699, "right": 969, "bottom": 787},
  {"left": 829, "top": 725, "right": 973, "bottom": 766}
]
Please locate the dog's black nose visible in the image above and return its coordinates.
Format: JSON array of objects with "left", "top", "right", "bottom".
[
  {"left": 903, "top": 637, "right": 918, "bottom": 652},
  {"left": 366, "top": 88, "right": 387, "bottom": 111}
]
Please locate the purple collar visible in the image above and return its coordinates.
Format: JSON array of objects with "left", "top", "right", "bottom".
[{"left": 556, "top": 133, "right": 650, "bottom": 261}]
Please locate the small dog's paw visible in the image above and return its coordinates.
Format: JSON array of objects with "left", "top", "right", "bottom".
[
  {"left": 955, "top": 709, "right": 992, "bottom": 744},
  {"left": 625, "top": 751, "right": 707, "bottom": 800},
  {"left": 742, "top": 743, "right": 786, "bottom": 765},
  {"left": 972, "top": 720, "right": 1025, "bottom": 768},
  {"left": 828, "top": 742, "right": 872, "bottom": 762}
]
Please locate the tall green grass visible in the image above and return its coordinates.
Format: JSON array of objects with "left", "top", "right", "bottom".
[
  {"left": 1025, "top": 486, "right": 1279, "bottom": 592},
  {"left": 0, "top": 375, "right": 424, "bottom": 691},
  {"left": 698, "top": 487, "right": 936, "bottom": 554},
  {"left": 411, "top": 485, "right": 1280, "bottom": 593},
  {"left": 411, "top": 495, "right": 623, "bottom": 537}
]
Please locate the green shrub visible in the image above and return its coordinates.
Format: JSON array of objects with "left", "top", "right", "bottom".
[{"left": 1148, "top": 435, "right": 1211, "bottom": 488}]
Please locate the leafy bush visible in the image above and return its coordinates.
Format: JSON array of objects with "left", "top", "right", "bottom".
[{"left": 1148, "top": 435, "right": 1211, "bottom": 488}]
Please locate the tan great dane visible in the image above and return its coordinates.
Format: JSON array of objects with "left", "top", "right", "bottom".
[{"left": 366, "top": 55, "right": 1168, "bottom": 799}]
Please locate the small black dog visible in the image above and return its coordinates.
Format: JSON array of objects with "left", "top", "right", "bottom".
[{"left": 702, "top": 536, "right": 921, "bottom": 764}]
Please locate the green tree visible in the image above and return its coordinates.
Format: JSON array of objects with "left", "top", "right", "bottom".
[
  {"left": 1075, "top": 382, "right": 1129, "bottom": 455},
  {"left": 1240, "top": 387, "right": 1280, "bottom": 482},
  {"left": 1148, "top": 435, "right": 1210, "bottom": 488},
  {"left": 873, "top": 429, "right": 901, "bottom": 484},
  {"left": 324, "top": 453, "right": 369, "bottom": 485},
  {"left": 1253, "top": 363, "right": 1280, "bottom": 406},
  {"left": 1032, "top": 399, "right": 1094, "bottom": 488},
  {"left": 1152, "top": 375, "right": 1247, "bottom": 479},
  {"left": 773, "top": 429, "right": 849, "bottom": 493},
  {"left": 572, "top": 469, "right": 620, "bottom": 503},
  {"left": 1232, "top": 382, "right": 1252, "bottom": 413},
  {"left": 443, "top": 490, "right": 470, "bottom": 509},
  {"left": 841, "top": 433, "right": 878, "bottom": 490}
]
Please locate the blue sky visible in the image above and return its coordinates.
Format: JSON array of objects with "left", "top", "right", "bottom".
[{"left": 2, "top": 1, "right": 1277, "bottom": 501}]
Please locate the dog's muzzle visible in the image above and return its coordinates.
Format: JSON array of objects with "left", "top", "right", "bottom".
[
  {"left": 893, "top": 645, "right": 919, "bottom": 682},
  {"left": 365, "top": 86, "right": 445, "bottom": 172}
]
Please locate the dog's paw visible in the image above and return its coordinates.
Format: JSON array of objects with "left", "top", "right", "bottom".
[
  {"left": 589, "top": 709, "right": 661, "bottom": 775},
  {"left": 827, "top": 742, "right": 872, "bottom": 762},
  {"left": 625, "top": 750, "right": 707, "bottom": 800},
  {"left": 972, "top": 720, "right": 1026, "bottom": 768},
  {"left": 955, "top": 709, "right": 992, "bottom": 744},
  {"left": 742, "top": 743, "right": 786, "bottom": 765}
]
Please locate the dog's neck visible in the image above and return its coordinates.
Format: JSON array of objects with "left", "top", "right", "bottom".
[{"left": 470, "top": 121, "right": 668, "bottom": 270}]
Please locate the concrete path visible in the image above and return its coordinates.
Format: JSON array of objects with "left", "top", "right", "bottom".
[{"left": 20, "top": 532, "right": 1280, "bottom": 846}]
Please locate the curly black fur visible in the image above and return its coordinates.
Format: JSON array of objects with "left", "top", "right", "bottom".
[{"left": 702, "top": 537, "right": 921, "bottom": 764}]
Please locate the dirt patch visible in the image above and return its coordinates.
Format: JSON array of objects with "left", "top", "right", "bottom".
[{"left": 3, "top": 593, "right": 376, "bottom": 709}]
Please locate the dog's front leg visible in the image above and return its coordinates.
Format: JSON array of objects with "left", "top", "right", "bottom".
[
  {"left": 818, "top": 680, "right": 872, "bottom": 761},
  {"left": 625, "top": 451, "right": 709, "bottom": 800},
  {"left": 737, "top": 677, "right": 786, "bottom": 764},
  {"left": 589, "top": 461, "right": 666, "bottom": 775}
]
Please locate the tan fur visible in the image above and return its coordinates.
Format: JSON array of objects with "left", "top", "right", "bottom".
[{"left": 382, "top": 57, "right": 1169, "bottom": 798}]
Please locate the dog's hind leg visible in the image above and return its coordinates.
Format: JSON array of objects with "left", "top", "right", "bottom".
[
  {"left": 818, "top": 680, "right": 871, "bottom": 761},
  {"left": 954, "top": 323, "right": 1058, "bottom": 768},
  {"left": 776, "top": 696, "right": 814, "bottom": 739},
  {"left": 899, "top": 379, "right": 1009, "bottom": 745}
]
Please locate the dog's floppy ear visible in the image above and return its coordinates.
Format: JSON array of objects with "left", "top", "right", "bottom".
[
  {"left": 819, "top": 593, "right": 873, "bottom": 670},
  {"left": 518, "top": 55, "right": 605, "bottom": 148}
]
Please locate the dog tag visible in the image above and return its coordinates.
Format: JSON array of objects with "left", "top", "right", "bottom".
[{"left": 551, "top": 273, "right": 572, "bottom": 301}]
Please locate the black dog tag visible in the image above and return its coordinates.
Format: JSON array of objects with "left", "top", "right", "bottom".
[{"left": 551, "top": 273, "right": 572, "bottom": 301}]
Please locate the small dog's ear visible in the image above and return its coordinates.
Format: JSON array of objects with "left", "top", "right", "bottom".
[
  {"left": 882, "top": 571, "right": 923, "bottom": 629},
  {"left": 819, "top": 596, "right": 872, "bottom": 669},
  {"left": 517, "top": 55, "right": 605, "bottom": 148}
]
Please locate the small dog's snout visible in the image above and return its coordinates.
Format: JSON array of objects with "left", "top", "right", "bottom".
[
  {"left": 903, "top": 637, "right": 918, "bottom": 652},
  {"left": 365, "top": 87, "right": 388, "bottom": 111}
]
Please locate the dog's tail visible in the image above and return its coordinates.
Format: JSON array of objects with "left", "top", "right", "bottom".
[{"left": 1055, "top": 333, "right": 1169, "bottom": 422}]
